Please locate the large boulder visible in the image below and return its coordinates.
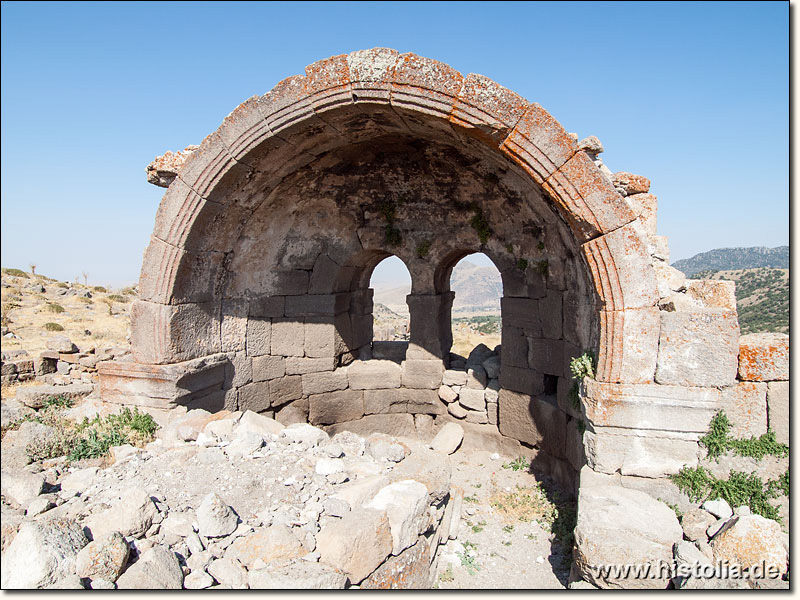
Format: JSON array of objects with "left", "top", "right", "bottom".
[
  {"left": 366, "top": 480, "right": 429, "bottom": 555},
  {"left": 83, "top": 487, "right": 158, "bottom": 540},
  {"left": 225, "top": 525, "right": 304, "bottom": 569},
  {"left": 75, "top": 531, "right": 129, "bottom": 582},
  {"left": 573, "top": 484, "right": 683, "bottom": 589},
  {"left": 1, "top": 519, "right": 88, "bottom": 589}
]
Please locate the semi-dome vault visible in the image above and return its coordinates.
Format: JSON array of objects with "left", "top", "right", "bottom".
[{"left": 101, "top": 49, "right": 741, "bottom": 496}]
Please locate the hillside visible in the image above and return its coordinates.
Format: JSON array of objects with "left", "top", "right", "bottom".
[
  {"left": 690, "top": 267, "right": 788, "bottom": 335},
  {"left": 672, "top": 246, "right": 788, "bottom": 277},
  {"left": 373, "top": 260, "right": 503, "bottom": 315}
]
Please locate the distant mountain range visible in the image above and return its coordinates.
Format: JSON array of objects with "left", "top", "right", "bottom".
[
  {"left": 373, "top": 260, "right": 502, "bottom": 314},
  {"left": 672, "top": 246, "right": 788, "bottom": 277}
]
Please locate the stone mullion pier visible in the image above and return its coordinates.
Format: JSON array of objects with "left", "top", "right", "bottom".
[{"left": 405, "top": 292, "right": 454, "bottom": 363}]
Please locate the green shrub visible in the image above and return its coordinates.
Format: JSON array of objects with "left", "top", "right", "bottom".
[
  {"left": 77, "top": 296, "right": 93, "bottom": 304},
  {"left": 43, "top": 322, "right": 64, "bottom": 331},
  {"left": 56, "top": 282, "right": 69, "bottom": 289},
  {"left": 92, "top": 286, "right": 107, "bottom": 293},
  {"left": 45, "top": 303, "right": 65, "bottom": 313},
  {"left": 416, "top": 240, "right": 432, "bottom": 259},
  {"left": 469, "top": 208, "right": 491, "bottom": 244},
  {"left": 106, "top": 294, "right": 129, "bottom": 303},
  {"left": 700, "top": 411, "right": 788, "bottom": 460}
]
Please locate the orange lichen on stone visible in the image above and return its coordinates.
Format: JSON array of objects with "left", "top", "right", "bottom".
[{"left": 738, "top": 333, "right": 789, "bottom": 381}]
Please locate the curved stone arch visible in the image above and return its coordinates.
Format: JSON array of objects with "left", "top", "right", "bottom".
[{"left": 134, "top": 48, "right": 659, "bottom": 384}]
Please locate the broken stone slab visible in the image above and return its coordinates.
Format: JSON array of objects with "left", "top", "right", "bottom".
[
  {"left": 281, "top": 422, "right": 329, "bottom": 446},
  {"left": 702, "top": 498, "right": 733, "bottom": 520},
  {"left": 612, "top": 171, "right": 651, "bottom": 195},
  {"left": 46, "top": 335, "right": 78, "bottom": 354},
  {"left": 458, "top": 388, "right": 486, "bottom": 412},
  {"left": 573, "top": 482, "right": 682, "bottom": 589},
  {"left": 207, "top": 557, "right": 248, "bottom": 589},
  {"left": 317, "top": 509, "right": 393, "bottom": 584},
  {"left": 360, "top": 539, "right": 431, "bottom": 589},
  {"left": 83, "top": 487, "right": 158, "bottom": 541},
  {"left": 680, "top": 507, "right": 717, "bottom": 542},
  {"left": 98, "top": 355, "right": 226, "bottom": 409},
  {"left": 366, "top": 480, "right": 429, "bottom": 555},
  {"left": 441, "top": 369, "right": 467, "bottom": 386},
  {"left": 437, "top": 385, "right": 457, "bottom": 403},
  {"left": 737, "top": 333, "right": 789, "bottom": 381},
  {"left": 248, "top": 559, "right": 348, "bottom": 589},
  {"left": 1, "top": 470, "right": 45, "bottom": 507},
  {"left": 430, "top": 422, "right": 464, "bottom": 455},
  {"left": 234, "top": 410, "right": 285, "bottom": 437},
  {"left": 15, "top": 383, "right": 94, "bottom": 409}
]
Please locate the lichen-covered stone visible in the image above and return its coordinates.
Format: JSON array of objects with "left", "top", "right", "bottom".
[{"left": 738, "top": 333, "right": 789, "bottom": 381}]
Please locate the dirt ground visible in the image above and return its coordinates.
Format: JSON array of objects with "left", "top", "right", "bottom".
[{"left": 435, "top": 449, "right": 572, "bottom": 589}]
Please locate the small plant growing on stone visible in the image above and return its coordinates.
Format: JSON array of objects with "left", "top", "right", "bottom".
[
  {"left": 534, "top": 259, "right": 549, "bottom": 276},
  {"left": 576, "top": 419, "right": 586, "bottom": 436},
  {"left": 438, "top": 565, "right": 454, "bottom": 583},
  {"left": 469, "top": 208, "right": 491, "bottom": 244},
  {"left": 458, "top": 541, "right": 481, "bottom": 575},
  {"left": 505, "top": 243, "right": 514, "bottom": 253},
  {"left": 416, "top": 240, "right": 432, "bottom": 259},
  {"left": 502, "top": 524, "right": 514, "bottom": 533},
  {"left": 43, "top": 322, "right": 64, "bottom": 331},
  {"left": 699, "top": 411, "right": 788, "bottom": 460},
  {"left": 471, "top": 520, "right": 487, "bottom": 533},
  {"left": 516, "top": 258, "right": 528, "bottom": 271},
  {"left": 106, "top": 294, "right": 129, "bottom": 303},
  {"left": 92, "top": 285, "right": 107, "bottom": 293},
  {"left": 45, "top": 302, "right": 65, "bottom": 313},
  {"left": 569, "top": 351, "right": 596, "bottom": 380},
  {"left": 537, "top": 240, "right": 545, "bottom": 250},
  {"left": 77, "top": 296, "right": 93, "bottom": 304},
  {"left": 463, "top": 494, "right": 480, "bottom": 504}
]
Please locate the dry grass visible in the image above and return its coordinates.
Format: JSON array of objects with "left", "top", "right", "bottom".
[
  {"left": 489, "top": 485, "right": 557, "bottom": 525},
  {"left": 1, "top": 275, "right": 130, "bottom": 355},
  {"left": 451, "top": 331, "right": 501, "bottom": 357}
]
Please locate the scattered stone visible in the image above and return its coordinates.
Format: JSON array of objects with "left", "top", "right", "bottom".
[
  {"left": 26, "top": 495, "right": 55, "bottom": 517},
  {"left": 282, "top": 422, "right": 329, "bottom": 447},
  {"left": 196, "top": 493, "right": 239, "bottom": 538},
  {"left": 366, "top": 480, "right": 429, "bottom": 555},
  {"left": 60, "top": 467, "right": 99, "bottom": 496},
  {"left": 116, "top": 545, "right": 183, "bottom": 589},
  {"left": 317, "top": 509, "right": 393, "bottom": 584},
  {"left": 702, "top": 498, "right": 732, "bottom": 520},
  {"left": 680, "top": 507, "right": 717, "bottom": 542},
  {"left": 46, "top": 336, "right": 78, "bottom": 354},
  {"left": 1, "top": 470, "right": 45, "bottom": 506},
  {"left": 207, "top": 557, "right": 248, "bottom": 589},
  {"left": 183, "top": 570, "right": 214, "bottom": 589},
  {"left": 431, "top": 422, "right": 464, "bottom": 455}
]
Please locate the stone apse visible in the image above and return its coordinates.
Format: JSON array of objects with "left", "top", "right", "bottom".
[{"left": 100, "top": 49, "right": 742, "bottom": 498}]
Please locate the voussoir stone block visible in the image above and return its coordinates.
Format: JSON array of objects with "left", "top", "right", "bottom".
[
  {"left": 596, "top": 308, "right": 659, "bottom": 384},
  {"left": 737, "top": 333, "right": 789, "bottom": 382},
  {"left": 655, "top": 310, "right": 739, "bottom": 387},
  {"left": 347, "top": 360, "right": 402, "bottom": 390}
]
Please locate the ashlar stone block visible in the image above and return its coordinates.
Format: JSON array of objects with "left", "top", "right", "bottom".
[
  {"left": 347, "top": 360, "right": 402, "bottom": 390},
  {"left": 767, "top": 381, "right": 789, "bottom": 445},
  {"left": 655, "top": 310, "right": 739, "bottom": 387},
  {"left": 738, "top": 333, "right": 789, "bottom": 382},
  {"left": 271, "top": 319, "right": 305, "bottom": 357},
  {"left": 718, "top": 382, "right": 768, "bottom": 439}
]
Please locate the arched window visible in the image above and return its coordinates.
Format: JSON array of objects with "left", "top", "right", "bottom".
[{"left": 369, "top": 255, "right": 411, "bottom": 343}]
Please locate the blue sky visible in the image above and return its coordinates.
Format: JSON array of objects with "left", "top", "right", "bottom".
[{"left": 0, "top": 1, "right": 788, "bottom": 287}]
